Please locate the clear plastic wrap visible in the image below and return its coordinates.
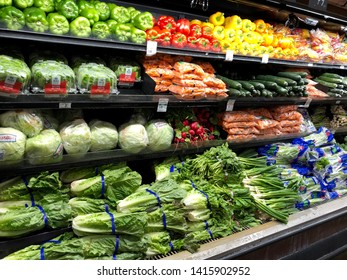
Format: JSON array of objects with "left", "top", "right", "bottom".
[
  {"left": 108, "top": 57, "right": 141, "bottom": 83},
  {"left": 28, "top": 50, "right": 68, "bottom": 67},
  {"left": 89, "top": 120, "right": 118, "bottom": 152},
  {"left": 25, "top": 129, "right": 63, "bottom": 165},
  {"left": 118, "top": 122, "right": 149, "bottom": 154},
  {"left": 0, "top": 55, "right": 31, "bottom": 96},
  {"left": 75, "top": 63, "right": 118, "bottom": 97},
  {"left": 31, "top": 60, "right": 76, "bottom": 95},
  {"left": 0, "top": 127, "right": 26, "bottom": 163}
]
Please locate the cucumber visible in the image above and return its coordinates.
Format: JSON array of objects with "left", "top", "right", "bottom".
[
  {"left": 321, "top": 73, "right": 343, "bottom": 79},
  {"left": 314, "top": 78, "right": 338, "bottom": 88},
  {"left": 277, "top": 72, "right": 303, "bottom": 81},
  {"left": 248, "top": 81, "right": 265, "bottom": 90},
  {"left": 255, "top": 75, "right": 289, "bottom": 87},
  {"left": 216, "top": 75, "right": 242, "bottom": 90},
  {"left": 297, "top": 79, "right": 305, "bottom": 86},
  {"left": 292, "top": 86, "right": 306, "bottom": 92},
  {"left": 240, "top": 88, "right": 252, "bottom": 96},
  {"left": 235, "top": 80, "right": 255, "bottom": 91},
  {"left": 228, "top": 88, "right": 242, "bottom": 96},
  {"left": 261, "top": 89, "right": 273, "bottom": 98},
  {"left": 275, "top": 86, "right": 288, "bottom": 96},
  {"left": 318, "top": 75, "right": 343, "bottom": 84},
  {"left": 330, "top": 88, "right": 344, "bottom": 94},
  {"left": 252, "top": 80, "right": 278, "bottom": 90},
  {"left": 337, "top": 84, "right": 344, "bottom": 89},
  {"left": 277, "top": 77, "right": 297, "bottom": 86}
]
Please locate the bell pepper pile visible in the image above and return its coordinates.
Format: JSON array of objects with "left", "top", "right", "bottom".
[{"left": 0, "top": 0, "right": 155, "bottom": 43}]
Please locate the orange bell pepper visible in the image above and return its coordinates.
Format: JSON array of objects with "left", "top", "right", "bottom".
[
  {"left": 254, "top": 19, "right": 266, "bottom": 33},
  {"left": 278, "top": 37, "right": 293, "bottom": 49},
  {"left": 190, "top": 19, "right": 202, "bottom": 26},
  {"left": 262, "top": 33, "right": 273, "bottom": 47}
]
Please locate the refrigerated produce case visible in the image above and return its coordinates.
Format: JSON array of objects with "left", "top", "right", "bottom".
[{"left": 1, "top": 0, "right": 347, "bottom": 260}]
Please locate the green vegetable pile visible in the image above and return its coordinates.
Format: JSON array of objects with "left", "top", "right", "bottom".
[
  {"left": 314, "top": 73, "right": 347, "bottom": 97},
  {"left": 0, "top": 0, "right": 154, "bottom": 44}
]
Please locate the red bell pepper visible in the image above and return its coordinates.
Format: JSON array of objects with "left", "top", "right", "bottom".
[
  {"left": 210, "top": 39, "right": 221, "bottom": 52},
  {"left": 197, "top": 37, "right": 211, "bottom": 51},
  {"left": 157, "top": 28, "right": 171, "bottom": 46},
  {"left": 189, "top": 24, "right": 202, "bottom": 37},
  {"left": 157, "top": 15, "right": 176, "bottom": 33},
  {"left": 146, "top": 26, "right": 161, "bottom": 41},
  {"left": 201, "top": 26, "right": 213, "bottom": 41},
  {"left": 187, "top": 36, "right": 198, "bottom": 49},
  {"left": 176, "top": 18, "right": 190, "bottom": 36},
  {"left": 171, "top": 32, "right": 187, "bottom": 48}
]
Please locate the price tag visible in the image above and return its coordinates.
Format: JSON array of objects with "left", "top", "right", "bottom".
[
  {"left": 157, "top": 98, "right": 169, "bottom": 112},
  {"left": 336, "top": 100, "right": 341, "bottom": 105},
  {"left": 59, "top": 102, "right": 71, "bottom": 109},
  {"left": 299, "top": 97, "right": 312, "bottom": 108},
  {"left": 304, "top": 18, "right": 319, "bottom": 26},
  {"left": 97, "top": 78, "right": 106, "bottom": 87},
  {"left": 226, "top": 99, "right": 235, "bottom": 112},
  {"left": 307, "top": 63, "right": 314, "bottom": 67},
  {"left": 261, "top": 54, "right": 269, "bottom": 64},
  {"left": 5, "top": 76, "right": 16, "bottom": 86},
  {"left": 146, "top": 40, "right": 158, "bottom": 56},
  {"left": 225, "top": 50, "right": 234, "bottom": 61},
  {"left": 340, "top": 65, "right": 345, "bottom": 70},
  {"left": 52, "top": 76, "right": 61, "bottom": 86},
  {"left": 309, "top": 0, "right": 327, "bottom": 11}
]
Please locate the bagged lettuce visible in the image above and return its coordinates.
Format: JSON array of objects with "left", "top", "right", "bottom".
[
  {"left": 0, "top": 110, "right": 44, "bottom": 138},
  {"left": 0, "top": 127, "right": 26, "bottom": 163},
  {"left": 60, "top": 119, "right": 91, "bottom": 155},
  {"left": 89, "top": 120, "right": 118, "bottom": 152},
  {"left": 118, "top": 122, "right": 148, "bottom": 154},
  {"left": 146, "top": 119, "right": 174, "bottom": 152},
  {"left": 25, "top": 129, "right": 63, "bottom": 165}
]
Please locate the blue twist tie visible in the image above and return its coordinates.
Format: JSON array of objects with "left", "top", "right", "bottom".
[
  {"left": 169, "top": 165, "right": 175, "bottom": 173},
  {"left": 146, "top": 188, "right": 162, "bottom": 207},
  {"left": 106, "top": 211, "right": 116, "bottom": 235},
  {"left": 40, "top": 240, "right": 61, "bottom": 260},
  {"left": 36, "top": 205, "right": 48, "bottom": 226},
  {"left": 178, "top": 155, "right": 184, "bottom": 166},
  {"left": 112, "top": 235, "right": 120, "bottom": 260},
  {"left": 95, "top": 167, "right": 99, "bottom": 175},
  {"left": 169, "top": 241, "right": 174, "bottom": 252},
  {"left": 22, "top": 176, "right": 35, "bottom": 207},
  {"left": 101, "top": 175, "right": 105, "bottom": 198},
  {"left": 204, "top": 220, "right": 213, "bottom": 239},
  {"left": 190, "top": 180, "right": 212, "bottom": 212},
  {"left": 105, "top": 203, "right": 110, "bottom": 213}
]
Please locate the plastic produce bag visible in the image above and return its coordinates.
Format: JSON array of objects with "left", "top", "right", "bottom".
[
  {"left": 28, "top": 50, "right": 68, "bottom": 67},
  {"left": 0, "top": 127, "right": 26, "bottom": 163},
  {"left": 0, "top": 110, "right": 44, "bottom": 137},
  {"left": 75, "top": 63, "right": 118, "bottom": 96},
  {"left": 108, "top": 57, "right": 141, "bottom": 85},
  {"left": 31, "top": 60, "right": 76, "bottom": 95},
  {"left": 0, "top": 55, "right": 31, "bottom": 96},
  {"left": 118, "top": 122, "right": 148, "bottom": 154},
  {"left": 71, "top": 55, "right": 106, "bottom": 71},
  {"left": 89, "top": 120, "right": 118, "bottom": 152},
  {"left": 146, "top": 119, "right": 174, "bottom": 152},
  {"left": 60, "top": 119, "right": 91, "bottom": 155},
  {"left": 25, "top": 129, "right": 64, "bottom": 165}
]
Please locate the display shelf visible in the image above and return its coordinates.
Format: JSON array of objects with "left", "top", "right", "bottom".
[
  {"left": 162, "top": 195, "right": 347, "bottom": 260},
  {"left": 332, "top": 127, "right": 347, "bottom": 136}
]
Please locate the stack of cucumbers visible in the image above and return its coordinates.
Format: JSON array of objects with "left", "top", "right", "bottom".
[
  {"left": 217, "top": 72, "right": 308, "bottom": 98},
  {"left": 314, "top": 73, "right": 347, "bottom": 97}
]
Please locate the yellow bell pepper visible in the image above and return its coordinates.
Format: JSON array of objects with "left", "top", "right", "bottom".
[
  {"left": 209, "top": 12, "right": 225, "bottom": 26},
  {"left": 234, "top": 30, "right": 244, "bottom": 43},
  {"left": 239, "top": 42, "right": 251, "bottom": 56},
  {"left": 242, "top": 19, "right": 253, "bottom": 32},
  {"left": 220, "top": 39, "right": 232, "bottom": 52},
  {"left": 261, "top": 33, "right": 274, "bottom": 47},
  {"left": 243, "top": 32, "right": 257, "bottom": 44},
  {"left": 265, "top": 23, "right": 274, "bottom": 34},
  {"left": 224, "top": 28, "right": 236, "bottom": 42},
  {"left": 224, "top": 15, "right": 242, "bottom": 30},
  {"left": 201, "top": 21, "right": 214, "bottom": 29},
  {"left": 190, "top": 19, "right": 202, "bottom": 25},
  {"left": 212, "top": 25, "right": 225, "bottom": 40},
  {"left": 254, "top": 19, "right": 266, "bottom": 33}
]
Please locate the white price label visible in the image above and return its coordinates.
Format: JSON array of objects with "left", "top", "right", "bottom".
[
  {"left": 307, "top": 63, "right": 314, "bottom": 67},
  {"left": 336, "top": 100, "right": 341, "bottom": 105},
  {"left": 59, "top": 102, "right": 71, "bottom": 109},
  {"left": 125, "top": 67, "right": 132, "bottom": 76},
  {"left": 299, "top": 97, "right": 312, "bottom": 108},
  {"left": 157, "top": 98, "right": 169, "bottom": 112},
  {"left": 5, "top": 76, "right": 16, "bottom": 85},
  {"left": 226, "top": 99, "right": 235, "bottom": 112},
  {"left": 225, "top": 50, "right": 234, "bottom": 61},
  {"left": 52, "top": 76, "right": 61, "bottom": 86},
  {"left": 97, "top": 78, "right": 106, "bottom": 87},
  {"left": 261, "top": 54, "right": 269, "bottom": 64},
  {"left": 340, "top": 65, "right": 345, "bottom": 70},
  {"left": 304, "top": 18, "right": 318, "bottom": 26},
  {"left": 146, "top": 40, "right": 158, "bottom": 56}
]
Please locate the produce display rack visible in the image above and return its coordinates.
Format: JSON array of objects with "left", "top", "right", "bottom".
[{"left": 2, "top": 0, "right": 347, "bottom": 260}]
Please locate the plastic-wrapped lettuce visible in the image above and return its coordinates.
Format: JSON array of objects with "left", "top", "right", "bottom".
[
  {"left": 0, "top": 127, "right": 26, "bottom": 163},
  {"left": 75, "top": 63, "right": 118, "bottom": 96},
  {"left": 60, "top": 119, "right": 91, "bottom": 155},
  {"left": 108, "top": 57, "right": 141, "bottom": 83},
  {"left": 146, "top": 119, "right": 174, "bottom": 152},
  {"left": 28, "top": 50, "right": 68, "bottom": 67},
  {"left": 31, "top": 60, "right": 76, "bottom": 95},
  {"left": 89, "top": 120, "right": 118, "bottom": 152},
  {"left": 25, "top": 129, "right": 63, "bottom": 165},
  {"left": 40, "top": 110, "right": 60, "bottom": 131},
  {"left": 0, "top": 55, "right": 31, "bottom": 95},
  {"left": 118, "top": 122, "right": 148, "bottom": 154},
  {"left": 71, "top": 54, "right": 106, "bottom": 71},
  {"left": 0, "top": 110, "right": 44, "bottom": 137}
]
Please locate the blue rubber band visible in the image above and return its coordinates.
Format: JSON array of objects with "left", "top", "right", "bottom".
[
  {"left": 106, "top": 211, "right": 116, "bottom": 235},
  {"left": 169, "top": 241, "right": 174, "bottom": 251},
  {"left": 22, "top": 176, "right": 35, "bottom": 206},
  {"left": 190, "top": 180, "right": 212, "bottom": 212},
  {"left": 105, "top": 203, "right": 109, "bottom": 213},
  {"left": 36, "top": 205, "right": 48, "bottom": 226},
  {"left": 161, "top": 209, "right": 167, "bottom": 230},
  {"left": 95, "top": 167, "right": 99, "bottom": 175},
  {"left": 169, "top": 165, "right": 175, "bottom": 173},
  {"left": 101, "top": 175, "right": 105, "bottom": 198},
  {"left": 40, "top": 240, "right": 61, "bottom": 260},
  {"left": 204, "top": 221, "right": 213, "bottom": 238},
  {"left": 112, "top": 235, "right": 120, "bottom": 260},
  {"left": 146, "top": 188, "right": 162, "bottom": 207}
]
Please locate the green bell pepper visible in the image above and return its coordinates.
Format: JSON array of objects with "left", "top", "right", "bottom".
[
  {"left": 70, "top": 16, "right": 91, "bottom": 37},
  {"left": 80, "top": 7, "right": 99, "bottom": 25},
  {"left": 130, "top": 26, "right": 146, "bottom": 44},
  {"left": 77, "top": 0, "right": 93, "bottom": 13},
  {"left": 110, "top": 6, "right": 130, "bottom": 24},
  {"left": 132, "top": 11, "right": 154, "bottom": 31},
  {"left": 91, "top": 21, "right": 110, "bottom": 39},
  {"left": 107, "top": 2, "right": 116, "bottom": 12},
  {"left": 112, "top": 23, "right": 132, "bottom": 42},
  {"left": 93, "top": 1, "right": 109, "bottom": 21},
  {"left": 54, "top": 0, "right": 62, "bottom": 10},
  {"left": 57, "top": 0, "right": 79, "bottom": 20},
  {"left": 14, "top": 0, "right": 34, "bottom": 9},
  {"left": 127, "top": 6, "right": 136, "bottom": 13},
  {"left": 0, "top": 6, "right": 25, "bottom": 30},
  {"left": 47, "top": 12, "right": 69, "bottom": 35},
  {"left": 23, "top": 7, "right": 49, "bottom": 32},
  {"left": 0, "top": 0, "right": 12, "bottom": 7},
  {"left": 130, "top": 9, "right": 140, "bottom": 24},
  {"left": 34, "top": 0, "right": 54, "bottom": 13}
]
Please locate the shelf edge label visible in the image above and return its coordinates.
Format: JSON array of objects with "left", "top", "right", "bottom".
[
  {"left": 157, "top": 98, "right": 169, "bottom": 112},
  {"left": 146, "top": 41, "right": 158, "bottom": 56},
  {"left": 261, "top": 54, "right": 269, "bottom": 64},
  {"left": 226, "top": 99, "right": 235, "bottom": 112},
  {"left": 225, "top": 50, "right": 234, "bottom": 62},
  {"left": 298, "top": 97, "right": 312, "bottom": 108},
  {"left": 59, "top": 102, "right": 72, "bottom": 109}
]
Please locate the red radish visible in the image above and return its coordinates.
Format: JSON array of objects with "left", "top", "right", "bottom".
[
  {"left": 180, "top": 138, "right": 185, "bottom": 143},
  {"left": 190, "top": 122, "right": 199, "bottom": 131},
  {"left": 181, "top": 132, "right": 187, "bottom": 138},
  {"left": 196, "top": 127, "right": 204, "bottom": 135},
  {"left": 209, "top": 135, "right": 215, "bottom": 140},
  {"left": 182, "top": 120, "right": 190, "bottom": 126},
  {"left": 189, "top": 129, "right": 195, "bottom": 136}
]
